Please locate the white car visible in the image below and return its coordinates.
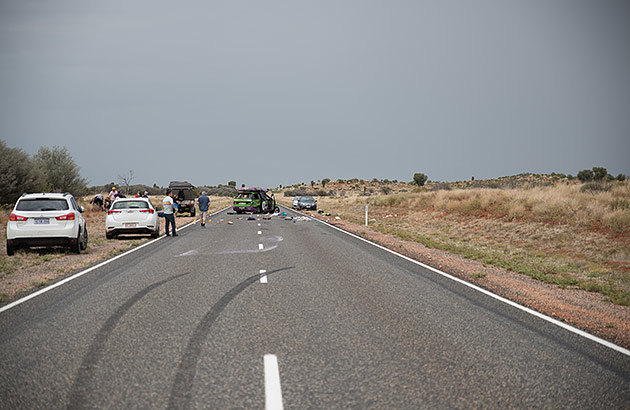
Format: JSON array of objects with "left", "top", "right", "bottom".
[
  {"left": 6, "top": 192, "right": 87, "bottom": 256},
  {"left": 106, "top": 197, "right": 159, "bottom": 239},
  {"left": 292, "top": 196, "right": 302, "bottom": 209}
]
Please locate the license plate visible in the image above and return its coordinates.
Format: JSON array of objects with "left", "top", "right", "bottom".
[
  {"left": 124, "top": 223, "right": 137, "bottom": 228},
  {"left": 35, "top": 218, "right": 49, "bottom": 224}
]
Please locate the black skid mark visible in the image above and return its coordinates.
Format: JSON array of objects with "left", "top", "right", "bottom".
[
  {"left": 167, "top": 266, "right": 294, "bottom": 410},
  {"left": 67, "top": 272, "right": 191, "bottom": 410}
]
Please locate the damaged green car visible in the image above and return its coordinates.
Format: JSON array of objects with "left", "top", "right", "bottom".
[{"left": 233, "top": 187, "right": 279, "bottom": 214}]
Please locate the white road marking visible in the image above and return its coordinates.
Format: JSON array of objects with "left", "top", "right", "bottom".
[
  {"left": 259, "top": 243, "right": 264, "bottom": 250},
  {"left": 258, "top": 223, "right": 261, "bottom": 226},
  {"left": 260, "top": 269, "right": 268, "bottom": 284},
  {"left": 290, "top": 205, "right": 630, "bottom": 357},
  {"left": 258, "top": 231, "right": 262, "bottom": 235},
  {"left": 264, "top": 354, "right": 284, "bottom": 410}
]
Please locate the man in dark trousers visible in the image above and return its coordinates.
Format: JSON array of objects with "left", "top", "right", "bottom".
[
  {"left": 162, "top": 189, "right": 177, "bottom": 236},
  {"left": 197, "top": 191, "right": 210, "bottom": 227}
]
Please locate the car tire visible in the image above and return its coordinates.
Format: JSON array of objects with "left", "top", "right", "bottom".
[
  {"left": 71, "top": 230, "right": 81, "bottom": 254},
  {"left": 106, "top": 231, "right": 113, "bottom": 240},
  {"left": 191, "top": 209, "right": 196, "bottom": 217},
  {"left": 80, "top": 226, "right": 88, "bottom": 250},
  {"left": 151, "top": 225, "right": 160, "bottom": 239},
  {"left": 6, "top": 240, "right": 14, "bottom": 256}
]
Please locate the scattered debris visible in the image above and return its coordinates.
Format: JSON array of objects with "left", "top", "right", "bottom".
[
  {"left": 335, "top": 216, "right": 341, "bottom": 220},
  {"left": 293, "top": 216, "right": 311, "bottom": 222},
  {"left": 247, "top": 217, "right": 256, "bottom": 221},
  {"left": 227, "top": 221, "right": 234, "bottom": 225}
]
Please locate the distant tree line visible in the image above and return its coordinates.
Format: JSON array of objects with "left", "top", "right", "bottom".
[{"left": 577, "top": 167, "right": 625, "bottom": 183}]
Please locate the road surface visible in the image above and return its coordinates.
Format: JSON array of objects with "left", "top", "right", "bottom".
[{"left": 1, "top": 207, "right": 629, "bottom": 409}]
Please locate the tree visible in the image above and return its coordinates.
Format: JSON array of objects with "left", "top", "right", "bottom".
[
  {"left": 413, "top": 173, "right": 428, "bottom": 186},
  {"left": 321, "top": 178, "right": 331, "bottom": 188},
  {"left": 616, "top": 174, "right": 626, "bottom": 182},
  {"left": 118, "top": 170, "right": 135, "bottom": 194},
  {"left": 592, "top": 167, "right": 608, "bottom": 181},
  {"left": 34, "top": 146, "right": 87, "bottom": 196},
  {"left": 577, "top": 169, "right": 594, "bottom": 183},
  {"left": 228, "top": 181, "right": 236, "bottom": 188},
  {"left": 0, "top": 140, "right": 46, "bottom": 204}
]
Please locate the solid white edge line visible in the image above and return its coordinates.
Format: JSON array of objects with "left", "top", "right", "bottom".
[
  {"left": 280, "top": 205, "right": 630, "bottom": 357},
  {"left": 0, "top": 207, "right": 232, "bottom": 315},
  {"left": 264, "top": 354, "right": 284, "bottom": 410}
]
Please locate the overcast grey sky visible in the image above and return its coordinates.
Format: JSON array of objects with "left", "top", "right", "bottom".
[{"left": 1, "top": 0, "right": 628, "bottom": 188}]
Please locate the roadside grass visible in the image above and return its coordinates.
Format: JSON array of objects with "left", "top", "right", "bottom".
[{"left": 285, "top": 181, "right": 630, "bottom": 306}]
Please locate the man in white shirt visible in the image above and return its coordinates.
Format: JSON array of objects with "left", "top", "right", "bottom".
[{"left": 163, "top": 189, "right": 178, "bottom": 237}]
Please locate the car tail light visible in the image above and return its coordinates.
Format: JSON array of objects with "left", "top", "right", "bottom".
[
  {"left": 140, "top": 209, "right": 154, "bottom": 214},
  {"left": 56, "top": 213, "right": 75, "bottom": 221},
  {"left": 9, "top": 213, "right": 28, "bottom": 222},
  {"left": 108, "top": 210, "right": 122, "bottom": 215}
]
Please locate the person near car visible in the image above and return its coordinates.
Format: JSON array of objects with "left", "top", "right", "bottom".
[
  {"left": 90, "top": 193, "right": 104, "bottom": 210},
  {"left": 163, "top": 189, "right": 178, "bottom": 237},
  {"left": 108, "top": 187, "right": 118, "bottom": 204},
  {"left": 197, "top": 191, "right": 210, "bottom": 227},
  {"left": 142, "top": 191, "right": 149, "bottom": 198}
]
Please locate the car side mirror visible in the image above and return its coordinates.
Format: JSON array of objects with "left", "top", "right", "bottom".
[{"left": 79, "top": 206, "right": 85, "bottom": 213}]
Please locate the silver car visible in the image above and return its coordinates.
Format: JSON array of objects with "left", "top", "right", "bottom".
[{"left": 106, "top": 198, "right": 159, "bottom": 239}]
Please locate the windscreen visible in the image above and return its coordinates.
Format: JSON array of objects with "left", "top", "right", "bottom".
[
  {"left": 16, "top": 198, "right": 69, "bottom": 211},
  {"left": 112, "top": 201, "right": 150, "bottom": 210},
  {"left": 236, "top": 193, "right": 252, "bottom": 199}
]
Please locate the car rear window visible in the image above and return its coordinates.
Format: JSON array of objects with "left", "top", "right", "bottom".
[
  {"left": 16, "top": 198, "right": 69, "bottom": 211},
  {"left": 112, "top": 201, "right": 149, "bottom": 210}
]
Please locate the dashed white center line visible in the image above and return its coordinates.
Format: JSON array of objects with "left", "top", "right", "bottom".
[
  {"left": 258, "top": 223, "right": 261, "bottom": 226},
  {"left": 260, "top": 269, "right": 267, "bottom": 283},
  {"left": 259, "top": 243, "right": 264, "bottom": 250},
  {"left": 258, "top": 231, "right": 262, "bottom": 235},
  {"left": 264, "top": 354, "right": 284, "bottom": 410}
]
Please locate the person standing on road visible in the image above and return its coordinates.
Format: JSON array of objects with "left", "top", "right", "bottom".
[
  {"left": 163, "top": 189, "right": 178, "bottom": 237},
  {"left": 197, "top": 191, "right": 210, "bottom": 227}
]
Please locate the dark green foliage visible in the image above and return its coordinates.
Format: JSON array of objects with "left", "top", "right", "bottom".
[
  {"left": 228, "top": 181, "right": 236, "bottom": 187},
  {"left": 577, "top": 169, "right": 594, "bottom": 182},
  {"left": 321, "top": 178, "right": 331, "bottom": 188},
  {"left": 617, "top": 174, "right": 626, "bottom": 182},
  {"left": 592, "top": 167, "right": 608, "bottom": 181},
  {"left": 34, "top": 146, "right": 88, "bottom": 196},
  {"left": 0, "top": 140, "right": 46, "bottom": 204},
  {"left": 413, "top": 173, "right": 428, "bottom": 186}
]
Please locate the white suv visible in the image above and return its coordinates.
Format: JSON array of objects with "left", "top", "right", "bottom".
[{"left": 6, "top": 193, "right": 88, "bottom": 256}]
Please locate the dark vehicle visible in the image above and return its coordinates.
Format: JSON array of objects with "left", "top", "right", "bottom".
[
  {"left": 169, "top": 181, "right": 196, "bottom": 216},
  {"left": 297, "top": 196, "right": 317, "bottom": 211},
  {"left": 233, "top": 187, "right": 278, "bottom": 214}
]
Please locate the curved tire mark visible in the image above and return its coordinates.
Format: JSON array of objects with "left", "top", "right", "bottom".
[
  {"left": 167, "top": 266, "right": 294, "bottom": 410},
  {"left": 67, "top": 272, "right": 191, "bottom": 410}
]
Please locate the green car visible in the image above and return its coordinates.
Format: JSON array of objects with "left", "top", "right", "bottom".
[{"left": 233, "top": 187, "right": 278, "bottom": 214}]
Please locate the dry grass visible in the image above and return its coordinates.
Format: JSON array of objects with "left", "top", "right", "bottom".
[
  {"left": 280, "top": 181, "right": 630, "bottom": 305},
  {"left": 0, "top": 196, "right": 233, "bottom": 303}
]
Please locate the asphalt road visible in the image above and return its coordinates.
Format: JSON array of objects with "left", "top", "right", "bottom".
[{"left": 1, "top": 206, "right": 629, "bottom": 409}]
